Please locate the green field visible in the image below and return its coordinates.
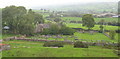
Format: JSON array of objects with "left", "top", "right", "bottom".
[
  {"left": 19, "top": 32, "right": 118, "bottom": 43},
  {"left": 2, "top": 16, "right": 119, "bottom": 57},
  {"left": 74, "top": 32, "right": 118, "bottom": 43},
  {"left": 2, "top": 34, "right": 21, "bottom": 39},
  {"left": 66, "top": 23, "right": 118, "bottom": 30},
  {"left": 2, "top": 40, "right": 118, "bottom": 57},
  {"left": 61, "top": 17, "right": 118, "bottom": 22}
]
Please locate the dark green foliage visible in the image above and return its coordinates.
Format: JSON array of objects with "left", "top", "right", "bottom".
[
  {"left": 49, "top": 23, "right": 60, "bottom": 35},
  {"left": 41, "top": 23, "right": 75, "bottom": 35},
  {"left": 74, "top": 41, "right": 88, "bottom": 48},
  {"left": 109, "top": 30, "right": 116, "bottom": 40},
  {"left": 60, "top": 26, "right": 76, "bottom": 35},
  {"left": 2, "top": 5, "right": 44, "bottom": 35},
  {"left": 82, "top": 14, "right": 95, "bottom": 30},
  {"left": 43, "top": 42, "right": 64, "bottom": 47},
  {"left": 34, "top": 13, "right": 44, "bottom": 24},
  {"left": 99, "top": 25, "right": 104, "bottom": 33},
  {"left": 41, "top": 28, "right": 50, "bottom": 35},
  {"left": 40, "top": 23, "right": 60, "bottom": 35}
]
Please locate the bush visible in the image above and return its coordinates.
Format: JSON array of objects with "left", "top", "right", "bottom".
[
  {"left": 41, "top": 23, "right": 76, "bottom": 35},
  {"left": 60, "top": 26, "right": 76, "bottom": 35},
  {"left": 43, "top": 42, "right": 64, "bottom": 47},
  {"left": 41, "top": 28, "right": 50, "bottom": 35},
  {"left": 74, "top": 41, "right": 88, "bottom": 48},
  {"left": 49, "top": 24, "right": 60, "bottom": 35},
  {"left": 99, "top": 25, "right": 104, "bottom": 33},
  {"left": 109, "top": 30, "right": 116, "bottom": 40}
]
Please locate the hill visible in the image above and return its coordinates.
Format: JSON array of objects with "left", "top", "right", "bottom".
[{"left": 33, "top": 2, "right": 118, "bottom": 14}]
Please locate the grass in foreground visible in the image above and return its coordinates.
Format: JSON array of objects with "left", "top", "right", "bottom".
[{"left": 2, "top": 40, "right": 118, "bottom": 57}]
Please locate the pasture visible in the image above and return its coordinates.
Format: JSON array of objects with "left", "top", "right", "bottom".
[
  {"left": 74, "top": 32, "right": 118, "bottom": 43},
  {"left": 61, "top": 17, "right": 118, "bottom": 22},
  {"left": 66, "top": 23, "right": 118, "bottom": 30},
  {"left": 1, "top": 3, "right": 119, "bottom": 58},
  {"left": 2, "top": 34, "right": 21, "bottom": 39},
  {"left": 2, "top": 40, "right": 118, "bottom": 57}
]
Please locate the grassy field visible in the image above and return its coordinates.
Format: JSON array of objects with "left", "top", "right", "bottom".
[
  {"left": 2, "top": 40, "right": 118, "bottom": 57},
  {"left": 74, "top": 32, "right": 118, "bottom": 43},
  {"left": 2, "top": 34, "right": 21, "bottom": 39},
  {"left": 23, "top": 32, "right": 118, "bottom": 43},
  {"left": 2, "top": 32, "right": 119, "bottom": 57},
  {"left": 66, "top": 23, "right": 118, "bottom": 30},
  {"left": 61, "top": 17, "right": 118, "bottom": 22}
]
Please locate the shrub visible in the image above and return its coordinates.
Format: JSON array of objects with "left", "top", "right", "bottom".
[
  {"left": 99, "top": 25, "right": 104, "bottom": 33},
  {"left": 43, "top": 42, "right": 64, "bottom": 47},
  {"left": 41, "top": 23, "right": 76, "bottom": 35},
  {"left": 49, "top": 24, "right": 60, "bottom": 35},
  {"left": 74, "top": 41, "right": 88, "bottom": 48},
  {"left": 109, "top": 30, "right": 116, "bottom": 40},
  {"left": 60, "top": 26, "right": 76, "bottom": 35},
  {"left": 41, "top": 28, "right": 50, "bottom": 35}
]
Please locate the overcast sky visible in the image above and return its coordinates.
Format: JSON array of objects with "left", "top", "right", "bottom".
[{"left": 0, "top": 0, "right": 119, "bottom": 8}]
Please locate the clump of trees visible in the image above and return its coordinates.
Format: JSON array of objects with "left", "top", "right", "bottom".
[
  {"left": 43, "top": 42, "right": 64, "bottom": 47},
  {"left": 41, "top": 23, "right": 76, "bottom": 35},
  {"left": 82, "top": 14, "right": 95, "bottom": 30},
  {"left": 2, "top": 5, "right": 44, "bottom": 35},
  {"left": 74, "top": 41, "right": 88, "bottom": 48}
]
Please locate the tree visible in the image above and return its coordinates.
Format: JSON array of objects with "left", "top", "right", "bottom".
[
  {"left": 60, "top": 26, "right": 76, "bottom": 35},
  {"left": 41, "top": 28, "right": 50, "bottom": 35},
  {"left": 99, "top": 25, "right": 104, "bottom": 33},
  {"left": 2, "top": 5, "right": 27, "bottom": 34},
  {"left": 109, "top": 30, "right": 116, "bottom": 40},
  {"left": 2, "top": 5, "right": 44, "bottom": 35},
  {"left": 41, "top": 22, "right": 75, "bottom": 35},
  {"left": 34, "top": 13, "right": 44, "bottom": 24},
  {"left": 49, "top": 23, "right": 60, "bottom": 35},
  {"left": 18, "top": 14, "right": 35, "bottom": 35},
  {"left": 82, "top": 14, "right": 95, "bottom": 30}
]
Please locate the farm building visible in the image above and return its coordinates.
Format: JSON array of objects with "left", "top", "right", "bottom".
[
  {"left": 34, "top": 24, "right": 50, "bottom": 33},
  {"left": 0, "top": 44, "right": 10, "bottom": 51}
]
